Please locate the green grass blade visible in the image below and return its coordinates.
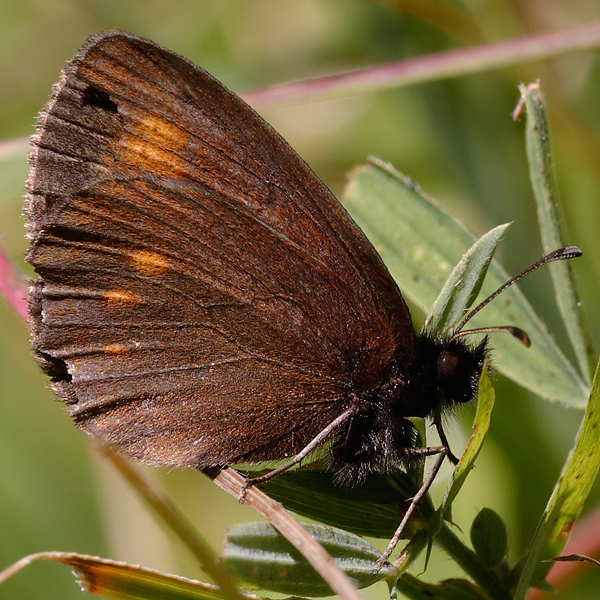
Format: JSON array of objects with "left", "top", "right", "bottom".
[
  {"left": 514, "top": 356, "right": 600, "bottom": 599},
  {"left": 519, "top": 81, "right": 595, "bottom": 386},
  {"left": 441, "top": 364, "right": 495, "bottom": 515}
]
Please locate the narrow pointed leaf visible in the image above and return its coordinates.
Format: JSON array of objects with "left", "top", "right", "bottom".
[
  {"left": 441, "top": 364, "right": 495, "bottom": 516},
  {"left": 425, "top": 222, "right": 510, "bottom": 335},
  {"left": 514, "top": 356, "right": 600, "bottom": 599},
  {"left": 519, "top": 81, "right": 595, "bottom": 385}
]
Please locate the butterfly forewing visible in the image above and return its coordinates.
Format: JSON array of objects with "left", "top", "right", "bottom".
[{"left": 26, "top": 31, "right": 413, "bottom": 469}]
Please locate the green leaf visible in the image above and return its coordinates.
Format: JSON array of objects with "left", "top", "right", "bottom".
[
  {"left": 425, "top": 222, "right": 510, "bottom": 335},
  {"left": 256, "top": 468, "right": 426, "bottom": 539},
  {"left": 342, "top": 158, "right": 588, "bottom": 407},
  {"left": 519, "top": 81, "right": 595, "bottom": 385},
  {"left": 513, "top": 356, "right": 600, "bottom": 599},
  {"left": 433, "top": 526, "right": 511, "bottom": 600},
  {"left": 222, "top": 522, "right": 396, "bottom": 596},
  {"left": 470, "top": 508, "right": 509, "bottom": 569},
  {"left": 440, "top": 363, "right": 495, "bottom": 516}
]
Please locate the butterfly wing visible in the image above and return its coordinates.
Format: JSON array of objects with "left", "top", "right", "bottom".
[{"left": 26, "top": 31, "right": 414, "bottom": 468}]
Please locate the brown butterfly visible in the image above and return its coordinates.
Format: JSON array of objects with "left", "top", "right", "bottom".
[{"left": 25, "top": 30, "right": 580, "bottom": 500}]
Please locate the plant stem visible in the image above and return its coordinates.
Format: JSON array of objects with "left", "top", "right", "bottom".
[{"left": 435, "top": 523, "right": 511, "bottom": 600}]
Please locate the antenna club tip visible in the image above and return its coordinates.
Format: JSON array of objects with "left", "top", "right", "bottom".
[
  {"left": 512, "top": 327, "right": 531, "bottom": 347},
  {"left": 559, "top": 246, "right": 583, "bottom": 259}
]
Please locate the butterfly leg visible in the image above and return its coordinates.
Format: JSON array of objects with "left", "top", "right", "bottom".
[
  {"left": 238, "top": 406, "right": 359, "bottom": 501},
  {"left": 433, "top": 408, "right": 459, "bottom": 464},
  {"left": 374, "top": 446, "right": 448, "bottom": 572}
]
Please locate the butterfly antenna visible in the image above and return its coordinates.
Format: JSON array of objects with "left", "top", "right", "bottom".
[{"left": 450, "top": 246, "right": 582, "bottom": 344}]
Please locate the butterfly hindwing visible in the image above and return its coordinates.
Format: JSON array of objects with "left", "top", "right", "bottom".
[{"left": 26, "top": 31, "right": 414, "bottom": 468}]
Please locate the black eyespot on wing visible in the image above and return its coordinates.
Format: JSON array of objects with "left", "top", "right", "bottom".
[
  {"left": 36, "top": 351, "right": 72, "bottom": 383},
  {"left": 82, "top": 85, "right": 118, "bottom": 113}
]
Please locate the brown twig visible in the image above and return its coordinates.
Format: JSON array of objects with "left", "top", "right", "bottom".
[{"left": 208, "top": 467, "right": 363, "bottom": 600}]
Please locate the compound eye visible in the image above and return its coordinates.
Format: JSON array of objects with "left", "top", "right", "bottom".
[{"left": 438, "top": 350, "right": 459, "bottom": 381}]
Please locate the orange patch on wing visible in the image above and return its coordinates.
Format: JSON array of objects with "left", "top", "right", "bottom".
[
  {"left": 103, "top": 289, "right": 142, "bottom": 303},
  {"left": 120, "top": 114, "right": 189, "bottom": 176},
  {"left": 104, "top": 343, "right": 129, "bottom": 354},
  {"left": 129, "top": 250, "right": 170, "bottom": 276}
]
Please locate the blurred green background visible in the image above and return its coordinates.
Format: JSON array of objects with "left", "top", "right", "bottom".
[{"left": 1, "top": 1, "right": 599, "bottom": 599}]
